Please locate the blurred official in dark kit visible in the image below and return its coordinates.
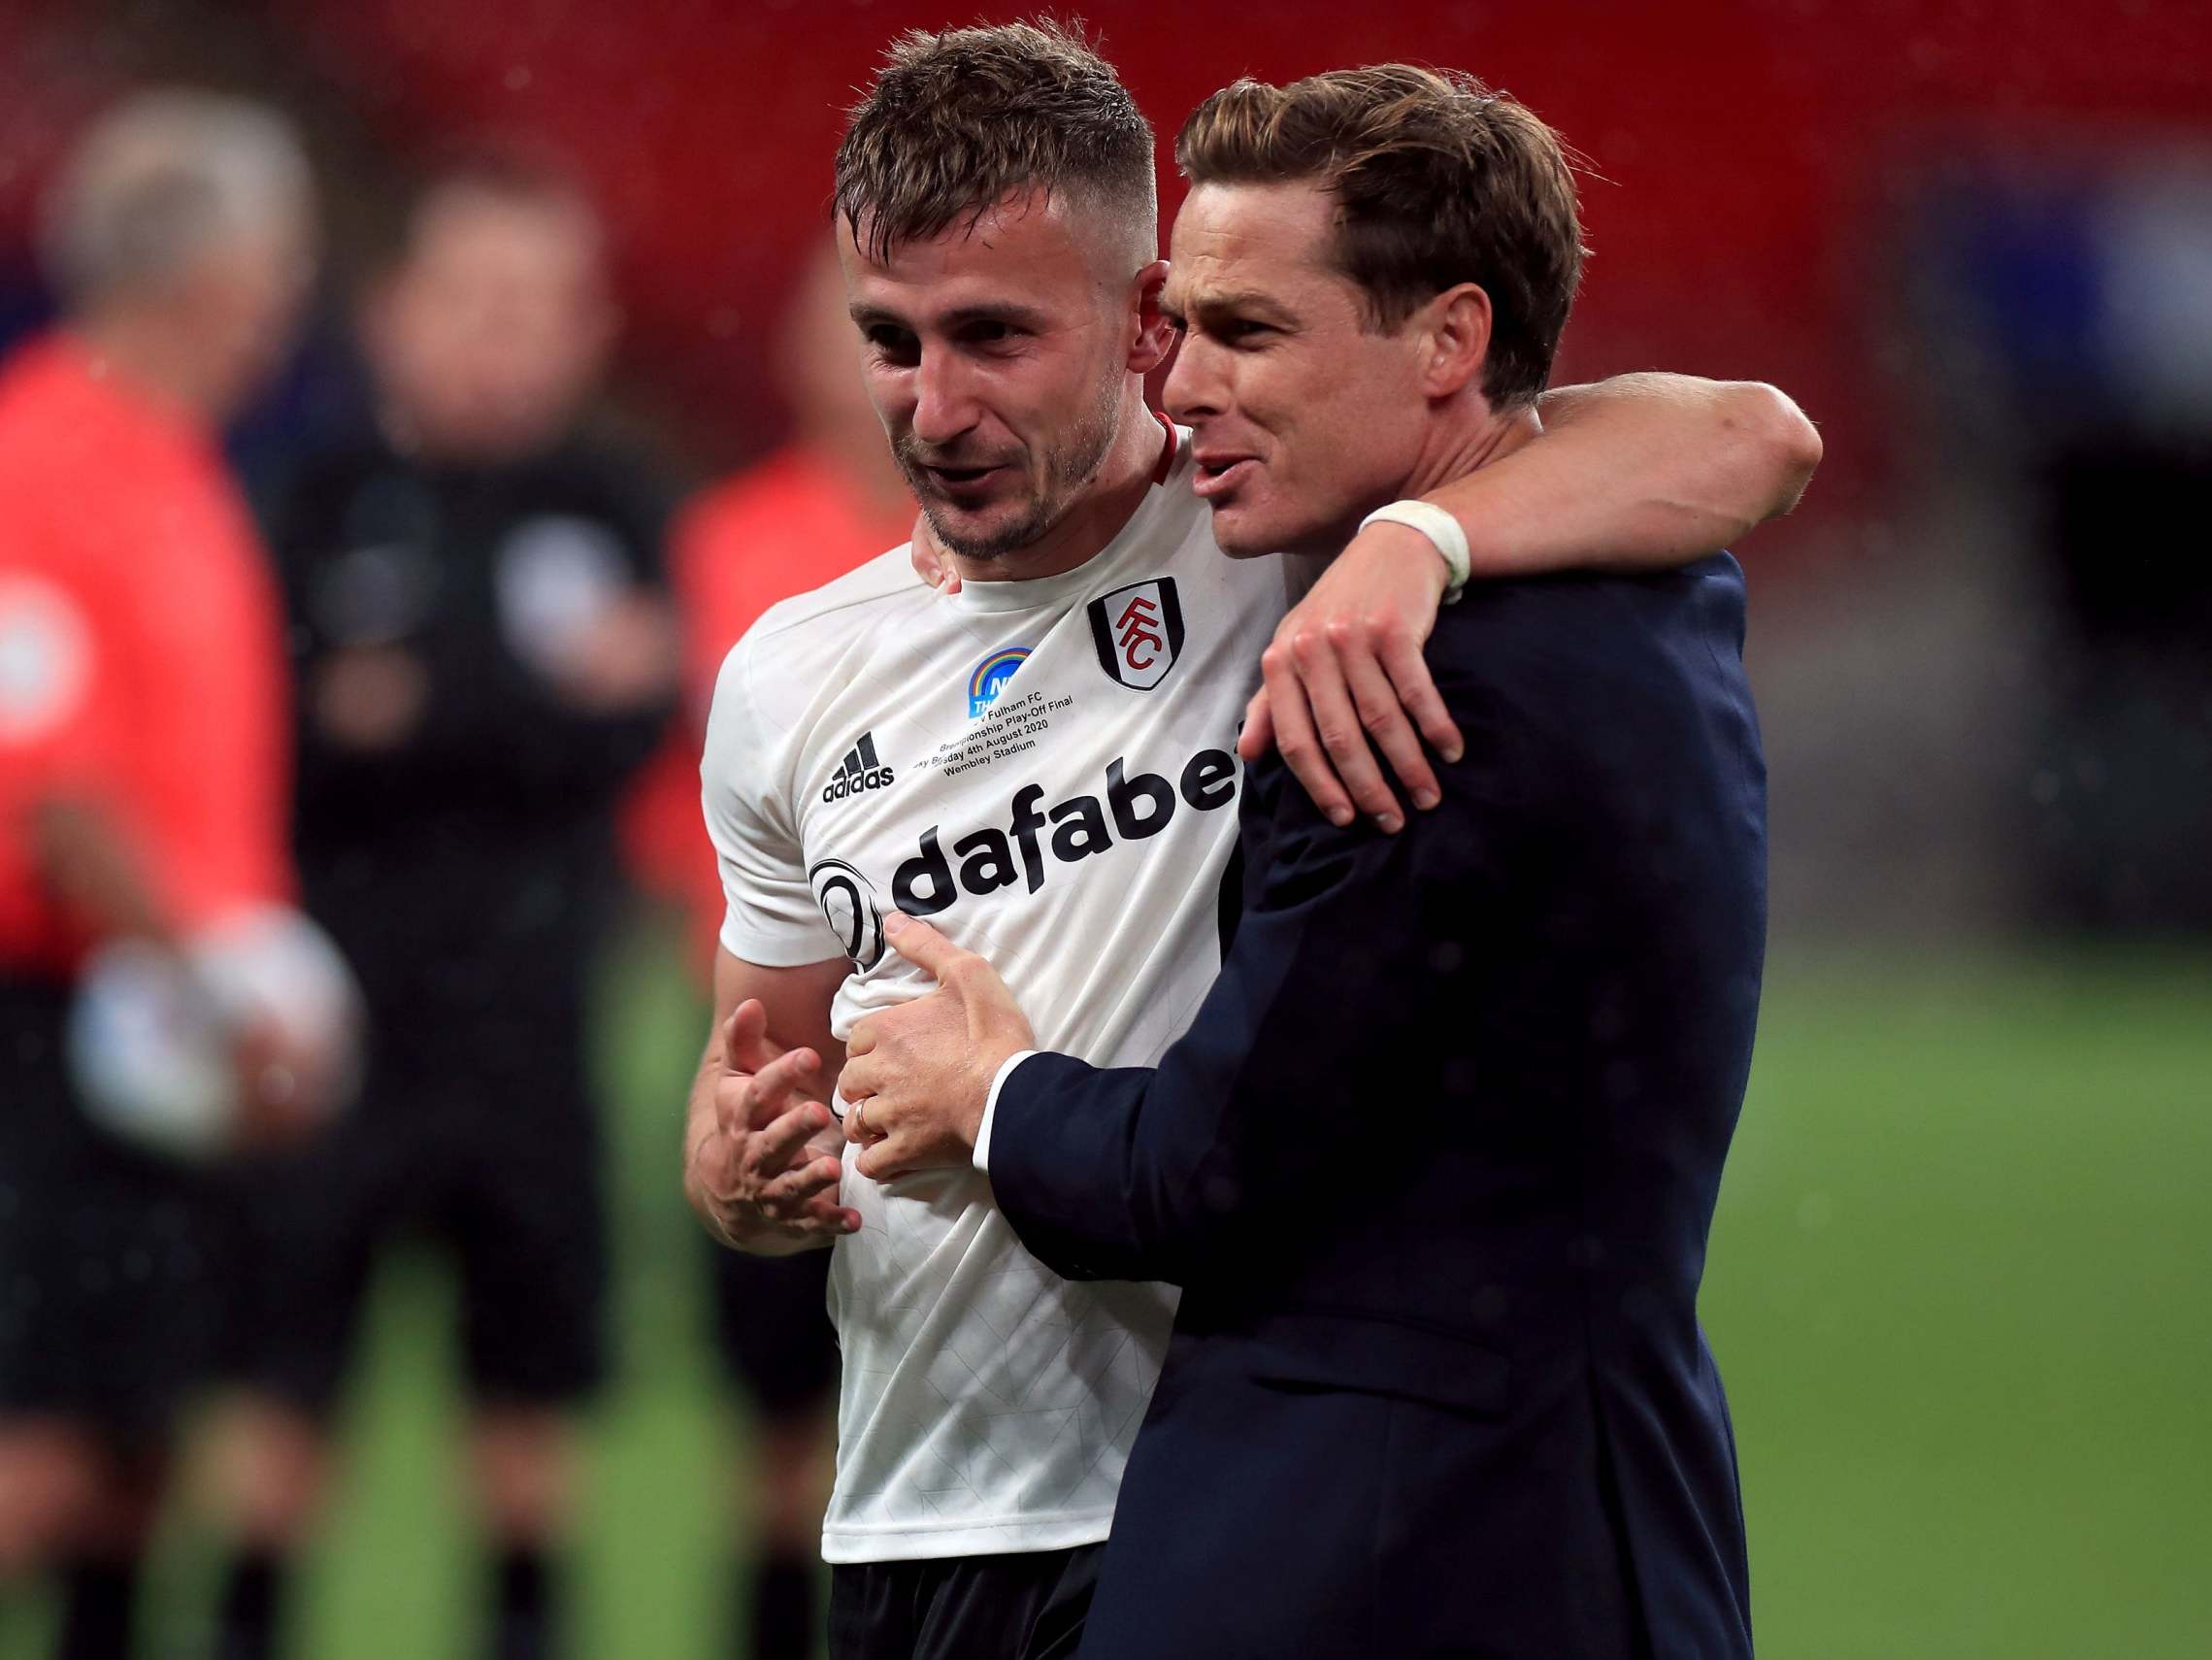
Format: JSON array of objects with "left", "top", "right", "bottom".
[
  {"left": 214, "top": 156, "right": 675, "bottom": 1660},
  {"left": 0, "top": 91, "right": 345, "bottom": 1660}
]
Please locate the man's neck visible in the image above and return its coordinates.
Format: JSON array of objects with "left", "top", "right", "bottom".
[
  {"left": 1395, "top": 400, "right": 1543, "bottom": 502},
  {"left": 373, "top": 401, "right": 558, "bottom": 471},
  {"left": 1298, "top": 398, "right": 1541, "bottom": 566},
  {"left": 69, "top": 307, "right": 226, "bottom": 428},
  {"left": 949, "top": 386, "right": 1165, "bottom": 586}
]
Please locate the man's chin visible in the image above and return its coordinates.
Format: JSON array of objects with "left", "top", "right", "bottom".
[
  {"left": 1203, "top": 502, "right": 1304, "bottom": 560},
  {"left": 921, "top": 501, "right": 1050, "bottom": 563}
]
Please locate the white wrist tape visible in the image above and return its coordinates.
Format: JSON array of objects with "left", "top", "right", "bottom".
[{"left": 1360, "top": 499, "right": 1470, "bottom": 603}]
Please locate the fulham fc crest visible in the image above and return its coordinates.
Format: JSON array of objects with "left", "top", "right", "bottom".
[{"left": 1087, "top": 578, "right": 1185, "bottom": 692}]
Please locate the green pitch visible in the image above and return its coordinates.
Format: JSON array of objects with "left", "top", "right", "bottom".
[
  {"left": 4, "top": 940, "right": 2207, "bottom": 1658},
  {"left": 1705, "top": 948, "right": 2212, "bottom": 1657}
]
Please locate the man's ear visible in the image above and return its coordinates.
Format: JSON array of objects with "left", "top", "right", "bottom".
[
  {"left": 1419, "top": 282, "right": 1493, "bottom": 400},
  {"left": 1129, "top": 260, "right": 1175, "bottom": 376}
]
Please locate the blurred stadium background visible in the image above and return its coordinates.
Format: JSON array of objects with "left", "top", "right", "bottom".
[{"left": 3, "top": 0, "right": 2208, "bottom": 1655}]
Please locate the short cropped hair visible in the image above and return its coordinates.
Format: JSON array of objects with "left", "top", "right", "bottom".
[
  {"left": 1176, "top": 65, "right": 1584, "bottom": 409},
  {"left": 40, "top": 89, "right": 313, "bottom": 307},
  {"left": 377, "top": 146, "right": 608, "bottom": 275},
  {"left": 835, "top": 17, "right": 1156, "bottom": 268}
]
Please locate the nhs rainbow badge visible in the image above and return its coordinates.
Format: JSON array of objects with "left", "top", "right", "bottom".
[{"left": 967, "top": 645, "right": 1031, "bottom": 717}]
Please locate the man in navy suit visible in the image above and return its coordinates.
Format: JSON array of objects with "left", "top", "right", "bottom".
[{"left": 835, "top": 64, "right": 1779, "bottom": 1659}]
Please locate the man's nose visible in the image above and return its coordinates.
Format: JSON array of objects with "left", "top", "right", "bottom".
[
  {"left": 911, "top": 347, "right": 980, "bottom": 448},
  {"left": 1162, "top": 335, "right": 1223, "bottom": 425}
]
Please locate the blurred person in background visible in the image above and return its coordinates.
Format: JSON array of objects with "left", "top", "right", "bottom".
[
  {"left": 623, "top": 243, "right": 910, "bottom": 1660},
  {"left": 0, "top": 90, "right": 330, "bottom": 1660},
  {"left": 211, "top": 156, "right": 676, "bottom": 1660}
]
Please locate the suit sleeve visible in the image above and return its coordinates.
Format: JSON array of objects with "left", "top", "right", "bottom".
[
  {"left": 986, "top": 561, "right": 1755, "bottom": 1288},
  {"left": 985, "top": 744, "right": 1497, "bottom": 1285}
]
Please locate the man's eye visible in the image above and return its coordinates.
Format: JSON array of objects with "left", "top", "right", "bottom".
[
  {"left": 959, "top": 320, "right": 1018, "bottom": 346},
  {"left": 865, "top": 325, "right": 917, "bottom": 360},
  {"left": 1222, "top": 319, "right": 1273, "bottom": 345}
]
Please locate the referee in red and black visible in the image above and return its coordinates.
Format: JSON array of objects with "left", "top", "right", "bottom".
[{"left": 0, "top": 92, "right": 323, "bottom": 1660}]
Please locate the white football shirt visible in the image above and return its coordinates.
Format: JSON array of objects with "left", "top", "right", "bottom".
[{"left": 704, "top": 426, "right": 1294, "bottom": 1563}]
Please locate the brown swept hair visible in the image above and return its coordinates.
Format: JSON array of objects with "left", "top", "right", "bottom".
[
  {"left": 1176, "top": 65, "right": 1584, "bottom": 410},
  {"left": 834, "top": 17, "right": 1156, "bottom": 265}
]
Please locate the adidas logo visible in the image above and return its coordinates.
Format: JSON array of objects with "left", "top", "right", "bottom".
[{"left": 822, "top": 732, "right": 896, "bottom": 803}]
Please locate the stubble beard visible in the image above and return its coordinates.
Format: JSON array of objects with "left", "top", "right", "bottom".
[{"left": 900, "top": 373, "right": 1124, "bottom": 564}]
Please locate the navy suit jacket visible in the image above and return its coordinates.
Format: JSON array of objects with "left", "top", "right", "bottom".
[{"left": 986, "top": 555, "right": 1766, "bottom": 1659}]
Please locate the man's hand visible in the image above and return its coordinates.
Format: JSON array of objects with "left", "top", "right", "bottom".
[
  {"left": 686, "top": 999, "right": 861, "bottom": 1252},
  {"left": 1240, "top": 521, "right": 1466, "bottom": 832},
  {"left": 314, "top": 647, "right": 428, "bottom": 751},
  {"left": 548, "top": 592, "right": 677, "bottom": 713},
  {"left": 907, "top": 514, "right": 962, "bottom": 595},
  {"left": 839, "top": 914, "right": 1035, "bottom": 1181},
  {"left": 228, "top": 1010, "right": 347, "bottom": 1151}
]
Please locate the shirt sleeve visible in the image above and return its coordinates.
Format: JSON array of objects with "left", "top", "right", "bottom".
[
  {"left": 0, "top": 566, "right": 118, "bottom": 794},
  {"left": 700, "top": 631, "right": 838, "bottom": 966},
  {"left": 146, "top": 488, "right": 296, "bottom": 929}
]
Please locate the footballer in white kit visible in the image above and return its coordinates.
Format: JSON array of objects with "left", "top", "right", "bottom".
[{"left": 704, "top": 418, "right": 1291, "bottom": 1563}]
